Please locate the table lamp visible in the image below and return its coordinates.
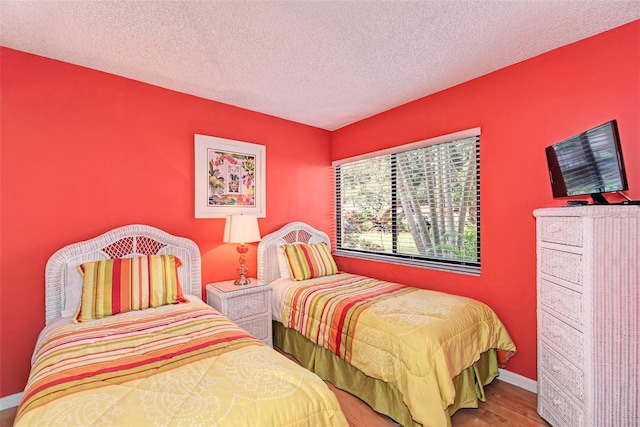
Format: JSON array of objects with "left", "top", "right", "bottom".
[{"left": 223, "top": 214, "right": 261, "bottom": 285}]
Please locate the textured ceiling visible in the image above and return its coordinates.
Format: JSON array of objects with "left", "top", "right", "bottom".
[{"left": 1, "top": 1, "right": 639, "bottom": 130}]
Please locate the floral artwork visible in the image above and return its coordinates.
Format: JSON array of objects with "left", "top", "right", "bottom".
[
  {"left": 208, "top": 150, "right": 256, "bottom": 207},
  {"left": 195, "top": 134, "right": 265, "bottom": 218}
]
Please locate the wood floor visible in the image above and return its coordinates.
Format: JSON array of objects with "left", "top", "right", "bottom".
[
  {"left": 1, "top": 374, "right": 549, "bottom": 427},
  {"left": 281, "top": 349, "right": 550, "bottom": 426},
  {"left": 0, "top": 406, "right": 16, "bottom": 427},
  {"left": 327, "top": 378, "right": 550, "bottom": 427}
]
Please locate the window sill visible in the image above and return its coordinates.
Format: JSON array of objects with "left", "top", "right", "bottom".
[{"left": 333, "top": 250, "right": 480, "bottom": 276}]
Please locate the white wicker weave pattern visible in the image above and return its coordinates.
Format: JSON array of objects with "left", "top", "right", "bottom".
[
  {"left": 534, "top": 206, "right": 639, "bottom": 427},
  {"left": 539, "top": 341, "right": 585, "bottom": 401},
  {"left": 539, "top": 373, "right": 583, "bottom": 425},
  {"left": 257, "top": 222, "right": 331, "bottom": 283},
  {"left": 539, "top": 217, "right": 583, "bottom": 247},
  {"left": 207, "top": 285, "right": 271, "bottom": 319},
  {"left": 539, "top": 279, "right": 583, "bottom": 325},
  {"left": 540, "top": 312, "right": 584, "bottom": 362},
  {"left": 540, "top": 247, "right": 583, "bottom": 285},
  {"left": 236, "top": 316, "right": 270, "bottom": 343},
  {"left": 103, "top": 236, "right": 167, "bottom": 258},
  {"left": 45, "top": 224, "right": 202, "bottom": 324},
  {"left": 205, "top": 282, "right": 272, "bottom": 346}
]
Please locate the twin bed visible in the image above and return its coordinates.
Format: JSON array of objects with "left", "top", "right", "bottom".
[
  {"left": 15, "top": 225, "right": 347, "bottom": 426},
  {"left": 16, "top": 222, "right": 516, "bottom": 427},
  {"left": 258, "top": 222, "right": 516, "bottom": 427}
]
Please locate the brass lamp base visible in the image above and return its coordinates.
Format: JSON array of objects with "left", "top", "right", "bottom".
[
  {"left": 234, "top": 276, "right": 252, "bottom": 286},
  {"left": 234, "top": 244, "right": 251, "bottom": 286}
]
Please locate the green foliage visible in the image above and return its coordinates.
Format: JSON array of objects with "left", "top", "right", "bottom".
[
  {"left": 338, "top": 136, "right": 479, "bottom": 265},
  {"left": 434, "top": 228, "right": 478, "bottom": 262},
  {"left": 208, "top": 161, "right": 225, "bottom": 192}
]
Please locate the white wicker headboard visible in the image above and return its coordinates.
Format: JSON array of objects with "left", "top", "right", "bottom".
[
  {"left": 257, "top": 222, "right": 330, "bottom": 284},
  {"left": 45, "top": 224, "right": 202, "bottom": 324}
]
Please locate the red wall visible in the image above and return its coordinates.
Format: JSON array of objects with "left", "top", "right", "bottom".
[
  {"left": 1, "top": 21, "right": 638, "bottom": 398},
  {"left": 0, "top": 48, "right": 333, "bottom": 396},
  {"left": 331, "top": 21, "right": 640, "bottom": 381}
]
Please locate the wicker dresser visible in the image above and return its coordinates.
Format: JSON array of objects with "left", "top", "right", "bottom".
[
  {"left": 206, "top": 279, "right": 273, "bottom": 347},
  {"left": 534, "top": 206, "right": 639, "bottom": 427}
]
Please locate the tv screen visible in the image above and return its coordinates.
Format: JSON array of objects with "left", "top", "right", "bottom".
[{"left": 545, "top": 120, "right": 628, "bottom": 203}]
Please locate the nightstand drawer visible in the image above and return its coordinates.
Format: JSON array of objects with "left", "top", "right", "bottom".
[
  {"left": 205, "top": 281, "right": 273, "bottom": 347},
  {"left": 237, "top": 315, "right": 270, "bottom": 342},
  {"left": 225, "top": 292, "right": 269, "bottom": 320}
]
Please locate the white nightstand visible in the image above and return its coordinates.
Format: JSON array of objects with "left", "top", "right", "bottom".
[{"left": 205, "top": 279, "right": 273, "bottom": 347}]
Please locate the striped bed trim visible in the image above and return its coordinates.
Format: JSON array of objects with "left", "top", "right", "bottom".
[{"left": 283, "top": 275, "right": 414, "bottom": 361}]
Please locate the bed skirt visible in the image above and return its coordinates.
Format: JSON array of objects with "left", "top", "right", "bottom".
[{"left": 273, "top": 321, "right": 500, "bottom": 427}]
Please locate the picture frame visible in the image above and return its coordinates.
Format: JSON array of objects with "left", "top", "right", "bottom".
[{"left": 194, "top": 134, "right": 266, "bottom": 218}]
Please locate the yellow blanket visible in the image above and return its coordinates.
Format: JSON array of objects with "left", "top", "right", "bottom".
[
  {"left": 16, "top": 298, "right": 347, "bottom": 426},
  {"left": 275, "top": 273, "right": 516, "bottom": 427}
]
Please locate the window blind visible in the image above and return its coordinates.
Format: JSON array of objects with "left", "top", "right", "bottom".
[{"left": 335, "top": 133, "right": 480, "bottom": 275}]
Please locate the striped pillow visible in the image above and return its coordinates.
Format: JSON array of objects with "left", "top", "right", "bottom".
[
  {"left": 282, "top": 243, "right": 338, "bottom": 281},
  {"left": 74, "top": 255, "right": 187, "bottom": 322}
]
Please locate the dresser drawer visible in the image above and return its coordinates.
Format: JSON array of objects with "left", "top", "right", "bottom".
[
  {"left": 539, "top": 217, "right": 583, "bottom": 246},
  {"left": 539, "top": 279, "right": 583, "bottom": 325},
  {"left": 540, "top": 311, "right": 584, "bottom": 363},
  {"left": 225, "top": 292, "right": 270, "bottom": 320},
  {"left": 539, "top": 373, "right": 584, "bottom": 427},
  {"left": 539, "top": 341, "right": 584, "bottom": 402},
  {"left": 540, "top": 247, "right": 583, "bottom": 285},
  {"left": 537, "top": 405, "right": 566, "bottom": 427}
]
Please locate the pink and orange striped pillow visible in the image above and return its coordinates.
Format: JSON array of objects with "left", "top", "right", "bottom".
[
  {"left": 74, "top": 255, "right": 187, "bottom": 322},
  {"left": 282, "top": 242, "right": 338, "bottom": 281}
]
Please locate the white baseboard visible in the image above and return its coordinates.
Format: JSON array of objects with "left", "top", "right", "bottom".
[
  {"left": 498, "top": 368, "right": 537, "bottom": 393},
  {"left": 0, "top": 392, "right": 22, "bottom": 410}
]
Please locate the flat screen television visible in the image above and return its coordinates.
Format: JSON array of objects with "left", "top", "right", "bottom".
[{"left": 545, "top": 120, "right": 628, "bottom": 204}]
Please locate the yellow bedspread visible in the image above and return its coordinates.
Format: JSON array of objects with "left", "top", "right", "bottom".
[
  {"left": 16, "top": 298, "right": 348, "bottom": 427},
  {"left": 275, "top": 273, "right": 516, "bottom": 427}
]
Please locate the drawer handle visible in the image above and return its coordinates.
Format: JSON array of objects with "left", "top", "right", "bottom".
[{"left": 551, "top": 365, "right": 561, "bottom": 372}]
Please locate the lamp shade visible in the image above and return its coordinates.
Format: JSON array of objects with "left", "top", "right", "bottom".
[{"left": 223, "top": 215, "right": 261, "bottom": 244}]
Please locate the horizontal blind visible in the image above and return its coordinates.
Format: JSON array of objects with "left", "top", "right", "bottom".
[
  {"left": 336, "top": 134, "right": 480, "bottom": 273},
  {"left": 337, "top": 154, "right": 393, "bottom": 252}
]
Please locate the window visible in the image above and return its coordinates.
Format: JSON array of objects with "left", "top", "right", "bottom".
[{"left": 335, "top": 129, "right": 480, "bottom": 275}]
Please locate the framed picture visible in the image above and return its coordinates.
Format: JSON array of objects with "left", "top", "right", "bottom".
[{"left": 194, "top": 134, "right": 266, "bottom": 218}]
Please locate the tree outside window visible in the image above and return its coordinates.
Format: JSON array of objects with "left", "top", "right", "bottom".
[{"left": 336, "top": 135, "right": 480, "bottom": 274}]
